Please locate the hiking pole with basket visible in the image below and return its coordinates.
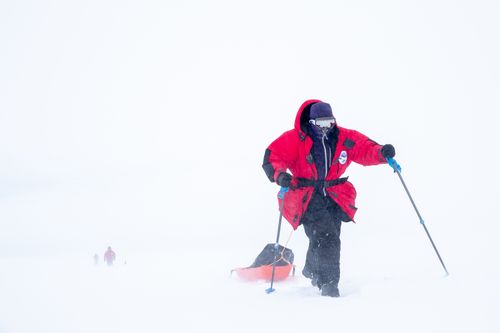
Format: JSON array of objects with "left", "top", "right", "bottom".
[
  {"left": 387, "top": 158, "right": 449, "bottom": 276},
  {"left": 265, "top": 187, "right": 288, "bottom": 294}
]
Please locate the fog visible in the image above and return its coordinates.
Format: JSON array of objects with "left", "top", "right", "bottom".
[{"left": 1, "top": 0, "right": 499, "bottom": 332}]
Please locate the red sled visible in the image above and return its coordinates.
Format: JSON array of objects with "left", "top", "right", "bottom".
[{"left": 231, "top": 244, "right": 296, "bottom": 282}]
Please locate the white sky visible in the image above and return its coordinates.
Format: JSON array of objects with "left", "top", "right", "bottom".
[
  {"left": 0, "top": 0, "right": 499, "bottom": 255},
  {"left": 1, "top": 1, "right": 500, "bottom": 332}
]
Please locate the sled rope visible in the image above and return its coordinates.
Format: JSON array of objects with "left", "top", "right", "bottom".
[
  {"left": 270, "top": 229, "right": 295, "bottom": 266},
  {"left": 282, "top": 229, "right": 294, "bottom": 249}
]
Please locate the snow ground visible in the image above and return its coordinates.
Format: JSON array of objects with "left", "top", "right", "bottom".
[
  {"left": 0, "top": 238, "right": 498, "bottom": 333},
  {"left": 1, "top": 183, "right": 499, "bottom": 332},
  {"left": 1, "top": 0, "right": 500, "bottom": 332}
]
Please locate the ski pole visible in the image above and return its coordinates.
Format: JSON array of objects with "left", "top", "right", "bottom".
[
  {"left": 386, "top": 158, "right": 449, "bottom": 276},
  {"left": 266, "top": 186, "right": 288, "bottom": 294}
]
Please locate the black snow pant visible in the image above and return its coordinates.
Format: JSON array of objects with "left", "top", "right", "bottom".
[{"left": 301, "top": 190, "right": 349, "bottom": 288}]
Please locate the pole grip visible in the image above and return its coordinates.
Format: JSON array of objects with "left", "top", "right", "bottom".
[
  {"left": 386, "top": 157, "right": 401, "bottom": 173},
  {"left": 279, "top": 186, "right": 289, "bottom": 199}
]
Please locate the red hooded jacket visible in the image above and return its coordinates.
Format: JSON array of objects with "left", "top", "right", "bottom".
[{"left": 263, "top": 99, "right": 387, "bottom": 230}]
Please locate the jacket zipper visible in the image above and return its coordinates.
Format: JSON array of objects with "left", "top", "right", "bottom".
[{"left": 321, "top": 134, "right": 328, "bottom": 196}]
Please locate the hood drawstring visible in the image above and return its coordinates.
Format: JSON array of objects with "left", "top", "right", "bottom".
[{"left": 309, "top": 124, "right": 335, "bottom": 196}]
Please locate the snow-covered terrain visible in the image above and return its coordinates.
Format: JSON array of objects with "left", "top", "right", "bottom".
[{"left": 1, "top": 1, "right": 499, "bottom": 332}]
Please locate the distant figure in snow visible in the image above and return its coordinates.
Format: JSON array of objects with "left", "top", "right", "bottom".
[
  {"left": 103, "top": 246, "right": 116, "bottom": 266},
  {"left": 93, "top": 253, "right": 99, "bottom": 265},
  {"left": 262, "top": 100, "right": 396, "bottom": 297}
]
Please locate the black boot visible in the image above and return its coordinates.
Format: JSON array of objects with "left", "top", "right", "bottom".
[
  {"left": 321, "top": 281, "right": 340, "bottom": 297},
  {"left": 302, "top": 267, "right": 313, "bottom": 279},
  {"left": 302, "top": 267, "right": 319, "bottom": 288}
]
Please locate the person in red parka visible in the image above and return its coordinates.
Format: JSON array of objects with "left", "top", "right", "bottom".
[
  {"left": 103, "top": 246, "right": 116, "bottom": 267},
  {"left": 262, "top": 99, "right": 395, "bottom": 297}
]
